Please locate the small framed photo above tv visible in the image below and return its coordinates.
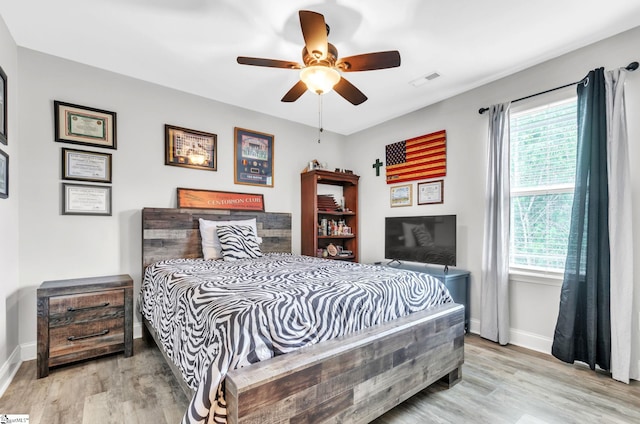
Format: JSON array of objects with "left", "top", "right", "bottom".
[
  {"left": 418, "top": 180, "right": 443, "bottom": 205},
  {"left": 390, "top": 184, "right": 412, "bottom": 207}
]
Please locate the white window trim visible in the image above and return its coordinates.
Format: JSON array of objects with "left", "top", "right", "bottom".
[{"left": 508, "top": 92, "right": 577, "bottom": 283}]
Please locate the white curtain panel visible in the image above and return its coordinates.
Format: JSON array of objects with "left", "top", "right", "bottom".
[
  {"left": 605, "top": 69, "right": 637, "bottom": 383},
  {"left": 481, "top": 102, "right": 511, "bottom": 345}
]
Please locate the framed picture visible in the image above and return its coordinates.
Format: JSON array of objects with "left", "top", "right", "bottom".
[
  {"left": 54, "top": 101, "right": 117, "bottom": 149},
  {"left": 390, "top": 184, "right": 412, "bottom": 207},
  {"left": 234, "top": 127, "right": 274, "bottom": 187},
  {"left": 165, "top": 125, "right": 217, "bottom": 171},
  {"left": 0, "top": 65, "right": 6, "bottom": 145},
  {"left": 418, "top": 180, "right": 444, "bottom": 205},
  {"left": 177, "top": 187, "right": 264, "bottom": 211},
  {"left": 62, "top": 183, "right": 112, "bottom": 216},
  {"left": 62, "top": 148, "right": 112, "bottom": 183},
  {"left": 0, "top": 149, "right": 8, "bottom": 199}
]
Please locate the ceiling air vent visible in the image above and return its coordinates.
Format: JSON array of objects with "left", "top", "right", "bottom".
[{"left": 410, "top": 72, "right": 441, "bottom": 87}]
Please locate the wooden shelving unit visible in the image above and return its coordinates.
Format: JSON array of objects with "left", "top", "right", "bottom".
[{"left": 301, "top": 169, "right": 359, "bottom": 262}]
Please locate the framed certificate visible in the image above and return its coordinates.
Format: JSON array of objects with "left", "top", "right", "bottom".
[
  {"left": 0, "top": 148, "right": 8, "bottom": 199},
  {"left": 234, "top": 127, "right": 274, "bottom": 187},
  {"left": 54, "top": 101, "right": 117, "bottom": 149},
  {"left": 62, "top": 148, "right": 112, "bottom": 183},
  {"left": 0, "top": 65, "right": 7, "bottom": 145},
  {"left": 418, "top": 180, "right": 444, "bottom": 205},
  {"left": 390, "top": 184, "right": 412, "bottom": 207},
  {"left": 62, "top": 183, "right": 112, "bottom": 216}
]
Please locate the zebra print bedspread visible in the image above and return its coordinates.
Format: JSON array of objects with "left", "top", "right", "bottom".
[{"left": 138, "top": 253, "right": 454, "bottom": 424}]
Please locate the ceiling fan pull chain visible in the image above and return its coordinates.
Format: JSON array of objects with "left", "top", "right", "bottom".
[{"left": 318, "top": 94, "right": 323, "bottom": 143}]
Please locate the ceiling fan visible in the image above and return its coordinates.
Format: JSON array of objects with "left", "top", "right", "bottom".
[{"left": 237, "top": 10, "right": 401, "bottom": 105}]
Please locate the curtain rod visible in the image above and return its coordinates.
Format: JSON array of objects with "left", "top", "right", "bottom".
[{"left": 478, "top": 61, "right": 639, "bottom": 114}]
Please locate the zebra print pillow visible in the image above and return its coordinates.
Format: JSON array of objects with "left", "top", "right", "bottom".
[{"left": 216, "top": 225, "right": 263, "bottom": 261}]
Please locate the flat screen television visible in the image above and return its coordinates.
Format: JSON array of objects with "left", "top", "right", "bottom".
[{"left": 384, "top": 215, "right": 456, "bottom": 267}]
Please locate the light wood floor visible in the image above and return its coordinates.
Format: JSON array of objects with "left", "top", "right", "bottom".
[{"left": 1, "top": 335, "right": 638, "bottom": 423}]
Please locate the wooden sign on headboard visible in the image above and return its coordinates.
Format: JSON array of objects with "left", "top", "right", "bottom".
[{"left": 177, "top": 188, "right": 264, "bottom": 211}]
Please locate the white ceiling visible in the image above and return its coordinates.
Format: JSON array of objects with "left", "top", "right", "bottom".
[{"left": 2, "top": 0, "right": 640, "bottom": 135}]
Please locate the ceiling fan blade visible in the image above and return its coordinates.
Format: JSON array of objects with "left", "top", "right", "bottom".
[
  {"left": 281, "top": 80, "right": 308, "bottom": 102},
  {"left": 334, "top": 77, "right": 368, "bottom": 105},
  {"left": 237, "top": 56, "right": 302, "bottom": 69},
  {"left": 336, "top": 51, "right": 401, "bottom": 72},
  {"left": 299, "top": 10, "right": 328, "bottom": 60}
]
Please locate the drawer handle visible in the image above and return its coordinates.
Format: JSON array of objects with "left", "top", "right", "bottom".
[
  {"left": 67, "top": 329, "right": 109, "bottom": 341},
  {"left": 67, "top": 302, "right": 110, "bottom": 312}
]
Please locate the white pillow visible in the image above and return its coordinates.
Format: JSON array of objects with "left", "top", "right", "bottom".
[{"left": 198, "top": 218, "right": 262, "bottom": 260}]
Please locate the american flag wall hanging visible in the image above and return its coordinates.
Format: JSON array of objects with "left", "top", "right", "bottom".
[{"left": 385, "top": 130, "right": 447, "bottom": 184}]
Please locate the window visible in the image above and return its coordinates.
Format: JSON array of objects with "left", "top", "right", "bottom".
[{"left": 509, "top": 98, "right": 577, "bottom": 272}]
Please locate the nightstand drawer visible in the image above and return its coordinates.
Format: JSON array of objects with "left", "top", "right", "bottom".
[
  {"left": 49, "top": 318, "right": 125, "bottom": 360},
  {"left": 49, "top": 289, "right": 124, "bottom": 326}
]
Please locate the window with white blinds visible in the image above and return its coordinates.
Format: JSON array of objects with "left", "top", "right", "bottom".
[{"left": 509, "top": 98, "right": 577, "bottom": 272}]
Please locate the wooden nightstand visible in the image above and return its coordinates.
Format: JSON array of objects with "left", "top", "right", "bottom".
[{"left": 37, "top": 274, "right": 133, "bottom": 378}]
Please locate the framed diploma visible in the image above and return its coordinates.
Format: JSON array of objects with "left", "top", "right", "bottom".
[
  {"left": 0, "top": 149, "right": 8, "bottom": 199},
  {"left": 0, "top": 65, "right": 7, "bottom": 145},
  {"left": 418, "top": 180, "right": 444, "bottom": 205},
  {"left": 62, "top": 148, "right": 112, "bottom": 183},
  {"left": 54, "top": 101, "right": 117, "bottom": 149},
  {"left": 234, "top": 127, "right": 274, "bottom": 187},
  {"left": 62, "top": 183, "right": 112, "bottom": 216}
]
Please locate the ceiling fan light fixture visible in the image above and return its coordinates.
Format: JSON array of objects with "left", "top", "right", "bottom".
[{"left": 300, "top": 66, "right": 340, "bottom": 94}]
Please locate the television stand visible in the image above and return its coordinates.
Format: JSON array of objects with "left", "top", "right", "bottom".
[{"left": 377, "top": 262, "right": 470, "bottom": 333}]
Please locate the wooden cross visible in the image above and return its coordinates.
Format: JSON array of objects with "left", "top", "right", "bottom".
[{"left": 372, "top": 158, "right": 384, "bottom": 176}]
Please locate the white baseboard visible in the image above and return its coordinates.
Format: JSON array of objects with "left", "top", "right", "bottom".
[
  {"left": 467, "top": 318, "right": 553, "bottom": 355},
  {"left": 508, "top": 328, "right": 553, "bottom": 354},
  {"left": 21, "top": 341, "right": 36, "bottom": 362},
  {"left": 0, "top": 346, "right": 22, "bottom": 397}
]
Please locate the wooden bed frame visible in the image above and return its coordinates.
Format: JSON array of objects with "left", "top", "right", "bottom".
[{"left": 141, "top": 207, "right": 464, "bottom": 423}]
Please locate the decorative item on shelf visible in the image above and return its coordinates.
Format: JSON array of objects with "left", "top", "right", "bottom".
[
  {"left": 334, "top": 168, "right": 354, "bottom": 174},
  {"left": 327, "top": 243, "right": 338, "bottom": 257},
  {"left": 305, "top": 159, "right": 328, "bottom": 172},
  {"left": 339, "top": 249, "right": 353, "bottom": 257},
  {"left": 317, "top": 194, "right": 341, "bottom": 211}
]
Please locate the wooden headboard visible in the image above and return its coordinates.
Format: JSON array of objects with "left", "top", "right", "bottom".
[{"left": 142, "top": 207, "right": 292, "bottom": 269}]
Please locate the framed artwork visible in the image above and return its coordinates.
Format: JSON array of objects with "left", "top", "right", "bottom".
[
  {"left": 234, "top": 127, "right": 274, "bottom": 187},
  {"left": 0, "top": 65, "right": 6, "bottom": 145},
  {"left": 418, "top": 180, "right": 444, "bottom": 205},
  {"left": 390, "top": 184, "right": 412, "bottom": 207},
  {"left": 62, "top": 183, "right": 112, "bottom": 216},
  {"left": 165, "top": 125, "right": 217, "bottom": 171},
  {"left": 54, "top": 101, "right": 117, "bottom": 149},
  {"left": 0, "top": 149, "right": 8, "bottom": 199},
  {"left": 62, "top": 148, "right": 112, "bottom": 183},
  {"left": 176, "top": 187, "right": 264, "bottom": 211}
]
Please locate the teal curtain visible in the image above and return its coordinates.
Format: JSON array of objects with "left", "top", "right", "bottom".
[{"left": 552, "top": 68, "right": 611, "bottom": 371}]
